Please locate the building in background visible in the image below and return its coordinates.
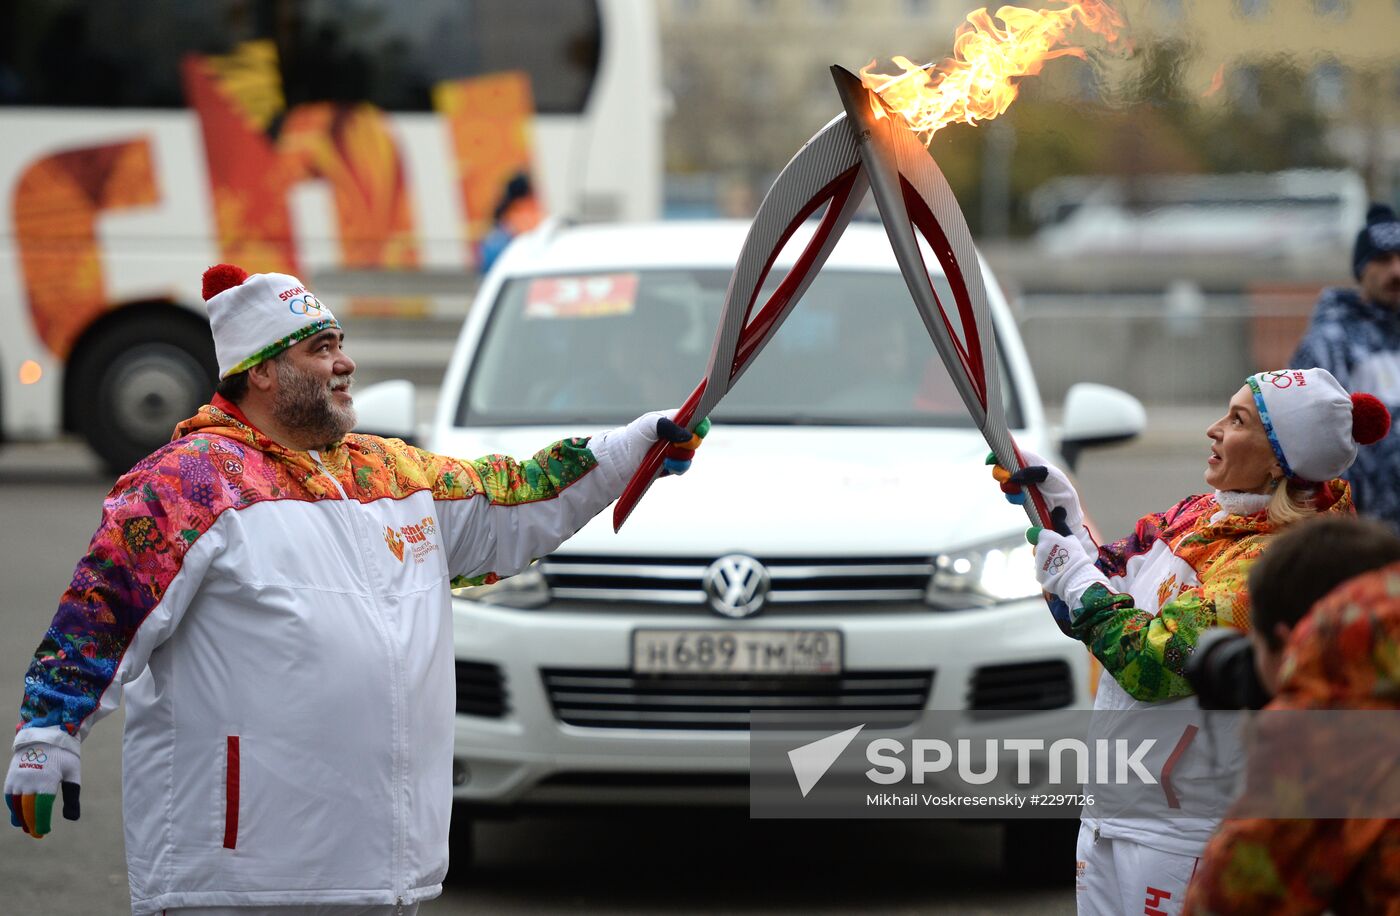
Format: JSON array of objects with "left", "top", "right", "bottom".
[
  {"left": 656, "top": 0, "right": 1400, "bottom": 412},
  {"left": 659, "top": 0, "right": 970, "bottom": 215},
  {"left": 658, "top": 0, "right": 1400, "bottom": 218},
  {"left": 1124, "top": 0, "right": 1400, "bottom": 205}
]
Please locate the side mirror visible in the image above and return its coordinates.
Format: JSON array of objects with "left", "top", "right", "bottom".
[
  {"left": 1059, "top": 382, "right": 1146, "bottom": 470},
  {"left": 353, "top": 380, "right": 417, "bottom": 444}
]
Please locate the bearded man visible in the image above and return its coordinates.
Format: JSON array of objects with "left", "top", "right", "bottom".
[{"left": 4, "top": 265, "right": 702, "bottom": 915}]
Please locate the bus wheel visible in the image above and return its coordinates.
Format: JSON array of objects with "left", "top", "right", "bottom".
[{"left": 70, "top": 316, "right": 217, "bottom": 474}]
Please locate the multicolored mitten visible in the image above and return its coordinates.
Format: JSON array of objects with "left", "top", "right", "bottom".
[
  {"left": 5, "top": 744, "right": 81, "bottom": 839},
  {"left": 594, "top": 409, "right": 703, "bottom": 480},
  {"left": 986, "top": 449, "right": 1099, "bottom": 554},
  {"left": 659, "top": 416, "right": 710, "bottom": 476},
  {"left": 1025, "top": 506, "right": 1072, "bottom": 544}
]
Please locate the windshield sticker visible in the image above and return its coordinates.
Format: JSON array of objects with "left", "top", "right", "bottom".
[{"left": 524, "top": 274, "right": 639, "bottom": 319}]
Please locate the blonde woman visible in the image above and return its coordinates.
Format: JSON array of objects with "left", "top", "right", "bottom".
[{"left": 994, "top": 367, "right": 1390, "bottom": 916}]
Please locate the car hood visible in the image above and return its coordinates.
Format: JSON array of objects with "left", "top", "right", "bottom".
[{"left": 432, "top": 425, "right": 1044, "bottom": 556}]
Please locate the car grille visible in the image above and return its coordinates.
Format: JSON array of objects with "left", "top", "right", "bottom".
[
  {"left": 456, "top": 660, "right": 509, "bottom": 718},
  {"left": 540, "top": 667, "right": 934, "bottom": 730},
  {"left": 967, "top": 660, "right": 1074, "bottom": 712},
  {"left": 539, "top": 554, "right": 933, "bottom": 612}
]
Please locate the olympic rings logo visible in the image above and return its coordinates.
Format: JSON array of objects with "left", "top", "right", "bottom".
[
  {"left": 20, "top": 748, "right": 47, "bottom": 764},
  {"left": 287, "top": 294, "right": 325, "bottom": 317},
  {"left": 1259, "top": 370, "right": 1306, "bottom": 390}
]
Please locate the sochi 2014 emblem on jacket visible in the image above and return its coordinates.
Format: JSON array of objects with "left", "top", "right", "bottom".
[
  {"left": 384, "top": 525, "right": 406, "bottom": 562},
  {"left": 384, "top": 517, "right": 439, "bottom": 565}
]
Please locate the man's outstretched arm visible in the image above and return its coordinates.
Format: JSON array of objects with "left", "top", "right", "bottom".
[{"left": 412, "top": 411, "right": 704, "bottom": 584}]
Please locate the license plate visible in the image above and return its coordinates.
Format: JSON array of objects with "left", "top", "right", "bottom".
[{"left": 632, "top": 629, "right": 842, "bottom": 675}]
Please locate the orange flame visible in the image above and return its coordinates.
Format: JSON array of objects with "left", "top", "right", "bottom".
[{"left": 860, "top": 1, "right": 1124, "bottom": 142}]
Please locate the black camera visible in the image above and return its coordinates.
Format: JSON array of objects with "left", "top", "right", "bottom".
[{"left": 1184, "top": 627, "right": 1272, "bottom": 710}]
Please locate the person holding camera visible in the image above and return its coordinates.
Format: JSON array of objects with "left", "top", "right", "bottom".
[
  {"left": 1183, "top": 515, "right": 1400, "bottom": 915},
  {"left": 993, "top": 367, "right": 1390, "bottom": 915}
]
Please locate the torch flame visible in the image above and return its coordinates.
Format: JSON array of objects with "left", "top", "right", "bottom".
[{"left": 860, "top": 1, "right": 1124, "bottom": 142}]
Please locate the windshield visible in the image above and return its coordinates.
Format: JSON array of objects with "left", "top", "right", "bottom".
[{"left": 457, "top": 268, "right": 1023, "bottom": 428}]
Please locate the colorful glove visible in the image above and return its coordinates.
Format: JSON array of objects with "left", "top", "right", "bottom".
[
  {"left": 598, "top": 410, "right": 710, "bottom": 480},
  {"left": 5, "top": 743, "right": 81, "bottom": 839},
  {"left": 657, "top": 416, "right": 710, "bottom": 476},
  {"left": 986, "top": 449, "right": 1097, "bottom": 555}
]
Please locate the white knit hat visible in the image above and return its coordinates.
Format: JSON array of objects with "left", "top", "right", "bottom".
[
  {"left": 1246, "top": 368, "right": 1390, "bottom": 483},
  {"left": 202, "top": 264, "right": 340, "bottom": 378}
]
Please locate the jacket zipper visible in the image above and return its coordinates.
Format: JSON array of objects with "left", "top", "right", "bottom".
[{"left": 309, "top": 450, "right": 408, "bottom": 904}]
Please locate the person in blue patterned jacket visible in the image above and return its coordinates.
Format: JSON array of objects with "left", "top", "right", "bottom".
[{"left": 1291, "top": 203, "right": 1400, "bottom": 529}]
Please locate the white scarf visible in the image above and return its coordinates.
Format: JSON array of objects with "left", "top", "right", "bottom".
[{"left": 1211, "top": 489, "right": 1271, "bottom": 523}]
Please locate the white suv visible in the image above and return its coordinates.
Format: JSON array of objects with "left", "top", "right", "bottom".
[{"left": 358, "top": 219, "right": 1143, "bottom": 843}]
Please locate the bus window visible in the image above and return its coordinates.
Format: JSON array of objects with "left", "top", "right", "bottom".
[
  {"left": 0, "top": 0, "right": 601, "bottom": 114},
  {"left": 281, "top": 0, "right": 601, "bottom": 114}
]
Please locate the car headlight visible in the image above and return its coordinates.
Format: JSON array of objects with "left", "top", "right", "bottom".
[
  {"left": 451, "top": 565, "right": 550, "bottom": 609},
  {"left": 925, "top": 535, "right": 1042, "bottom": 609}
]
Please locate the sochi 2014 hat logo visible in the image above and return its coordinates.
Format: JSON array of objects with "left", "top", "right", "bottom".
[
  {"left": 287, "top": 293, "right": 324, "bottom": 317},
  {"left": 1257, "top": 370, "right": 1307, "bottom": 390},
  {"left": 278, "top": 285, "right": 324, "bottom": 317}
]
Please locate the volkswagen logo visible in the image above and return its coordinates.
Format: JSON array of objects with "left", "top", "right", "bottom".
[{"left": 702, "top": 554, "right": 771, "bottom": 618}]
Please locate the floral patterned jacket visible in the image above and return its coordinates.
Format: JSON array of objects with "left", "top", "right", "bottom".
[
  {"left": 1074, "top": 480, "right": 1353, "bottom": 703},
  {"left": 1071, "top": 482, "right": 1353, "bottom": 856}
]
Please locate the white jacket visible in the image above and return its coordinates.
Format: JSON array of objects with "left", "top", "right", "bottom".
[
  {"left": 12, "top": 399, "right": 659, "bottom": 913},
  {"left": 1068, "top": 484, "right": 1351, "bottom": 856}
]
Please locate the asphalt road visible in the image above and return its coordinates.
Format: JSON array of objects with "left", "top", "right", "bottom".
[{"left": 0, "top": 419, "right": 1208, "bottom": 915}]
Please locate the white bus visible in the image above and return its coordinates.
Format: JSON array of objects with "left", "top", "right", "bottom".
[{"left": 0, "top": 0, "right": 661, "bottom": 470}]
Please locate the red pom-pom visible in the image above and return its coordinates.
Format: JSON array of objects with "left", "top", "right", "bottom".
[
  {"left": 1351, "top": 392, "right": 1391, "bottom": 445},
  {"left": 202, "top": 264, "right": 248, "bottom": 301}
]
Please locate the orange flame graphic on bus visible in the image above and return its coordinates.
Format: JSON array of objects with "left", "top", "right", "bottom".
[{"left": 859, "top": 1, "right": 1124, "bottom": 143}]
